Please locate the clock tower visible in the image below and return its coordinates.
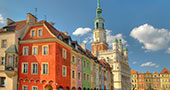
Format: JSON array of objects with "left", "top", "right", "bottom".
[{"left": 91, "top": 0, "right": 108, "bottom": 54}]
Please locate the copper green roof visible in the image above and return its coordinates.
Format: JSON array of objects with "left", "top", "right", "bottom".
[
  {"left": 5, "top": 45, "right": 18, "bottom": 53},
  {"left": 113, "top": 38, "right": 118, "bottom": 42},
  {"left": 123, "top": 47, "right": 128, "bottom": 51}
]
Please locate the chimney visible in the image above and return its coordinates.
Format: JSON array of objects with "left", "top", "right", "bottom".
[
  {"left": 26, "top": 13, "right": 37, "bottom": 24},
  {"left": 63, "top": 32, "right": 68, "bottom": 36},
  {"left": 80, "top": 43, "right": 86, "bottom": 50},
  {"left": 6, "top": 18, "right": 15, "bottom": 25},
  {"left": 49, "top": 22, "right": 55, "bottom": 26}
]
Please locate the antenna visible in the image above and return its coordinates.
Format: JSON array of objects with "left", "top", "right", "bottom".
[{"left": 35, "top": 8, "right": 37, "bottom": 17}]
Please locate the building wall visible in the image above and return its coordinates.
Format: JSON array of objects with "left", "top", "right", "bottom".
[
  {"left": 71, "top": 51, "right": 78, "bottom": 89},
  {"left": 0, "top": 32, "right": 18, "bottom": 90},
  {"left": 82, "top": 56, "right": 91, "bottom": 89},
  {"left": 19, "top": 24, "right": 71, "bottom": 90},
  {"left": 77, "top": 55, "right": 82, "bottom": 89},
  {"left": 138, "top": 73, "right": 145, "bottom": 90}
]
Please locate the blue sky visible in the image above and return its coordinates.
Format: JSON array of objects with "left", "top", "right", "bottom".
[{"left": 0, "top": 0, "right": 170, "bottom": 73}]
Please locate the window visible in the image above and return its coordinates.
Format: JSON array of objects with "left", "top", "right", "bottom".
[
  {"left": 23, "top": 85, "right": 28, "bottom": 90},
  {"left": 22, "top": 63, "right": 28, "bottom": 74},
  {"left": 72, "top": 56, "right": 75, "bottom": 63},
  {"left": 72, "top": 70, "right": 75, "bottom": 79},
  {"left": 23, "top": 47, "right": 28, "bottom": 55},
  {"left": 62, "top": 49, "right": 67, "bottom": 59},
  {"left": 8, "top": 55, "right": 13, "bottom": 66},
  {"left": 31, "top": 30, "right": 36, "bottom": 37},
  {"left": 0, "top": 57, "right": 5, "bottom": 65},
  {"left": 78, "top": 72, "right": 81, "bottom": 80},
  {"left": 78, "top": 59, "right": 80, "bottom": 65},
  {"left": 32, "top": 46, "right": 38, "bottom": 55},
  {"left": 62, "top": 66, "right": 67, "bottom": 77},
  {"left": 32, "top": 63, "right": 38, "bottom": 74},
  {"left": 32, "top": 86, "right": 38, "bottom": 90},
  {"left": 42, "top": 46, "right": 48, "bottom": 55},
  {"left": 87, "top": 74, "right": 89, "bottom": 81},
  {"left": 0, "top": 77, "right": 6, "bottom": 87},
  {"left": 1, "top": 40, "right": 7, "bottom": 48},
  {"left": 42, "top": 63, "right": 48, "bottom": 74},
  {"left": 84, "top": 73, "right": 86, "bottom": 80},
  {"left": 38, "top": 29, "right": 43, "bottom": 36}
]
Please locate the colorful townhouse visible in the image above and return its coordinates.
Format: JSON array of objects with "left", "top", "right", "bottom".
[
  {"left": 82, "top": 55, "right": 91, "bottom": 89},
  {"left": 71, "top": 45, "right": 78, "bottom": 90},
  {"left": 138, "top": 72, "right": 145, "bottom": 90},
  {"left": 152, "top": 72, "right": 160, "bottom": 90},
  {"left": 0, "top": 13, "right": 36, "bottom": 90},
  {"left": 131, "top": 70, "right": 138, "bottom": 90},
  {"left": 144, "top": 71, "right": 153, "bottom": 89},
  {"left": 160, "top": 68, "right": 170, "bottom": 89},
  {"left": 18, "top": 20, "right": 71, "bottom": 90}
]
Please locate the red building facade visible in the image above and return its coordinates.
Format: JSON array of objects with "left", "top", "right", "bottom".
[{"left": 18, "top": 21, "right": 71, "bottom": 90}]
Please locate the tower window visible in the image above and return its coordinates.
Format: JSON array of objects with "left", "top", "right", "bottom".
[
  {"left": 102, "top": 23, "right": 104, "bottom": 29},
  {"left": 96, "top": 23, "right": 99, "bottom": 29}
]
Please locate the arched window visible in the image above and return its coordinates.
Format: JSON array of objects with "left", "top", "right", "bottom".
[{"left": 96, "top": 22, "right": 99, "bottom": 29}]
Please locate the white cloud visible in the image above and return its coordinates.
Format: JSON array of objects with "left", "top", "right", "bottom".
[
  {"left": 130, "top": 24, "right": 170, "bottom": 53},
  {"left": 141, "top": 62, "right": 159, "bottom": 68},
  {"left": 106, "top": 30, "right": 128, "bottom": 47},
  {"left": 166, "top": 48, "right": 170, "bottom": 54},
  {"left": 0, "top": 14, "right": 4, "bottom": 24},
  {"left": 72, "top": 27, "right": 91, "bottom": 36},
  {"left": 82, "top": 34, "right": 93, "bottom": 44},
  {"left": 132, "top": 62, "right": 137, "bottom": 64}
]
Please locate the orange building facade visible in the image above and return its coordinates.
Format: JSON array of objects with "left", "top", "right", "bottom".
[{"left": 18, "top": 21, "right": 71, "bottom": 90}]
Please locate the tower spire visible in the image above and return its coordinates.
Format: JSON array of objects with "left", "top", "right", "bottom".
[{"left": 97, "top": 0, "right": 100, "bottom": 8}]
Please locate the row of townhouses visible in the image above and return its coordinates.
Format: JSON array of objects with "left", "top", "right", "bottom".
[
  {"left": 0, "top": 0, "right": 131, "bottom": 90},
  {"left": 0, "top": 13, "right": 114, "bottom": 90},
  {"left": 131, "top": 68, "right": 170, "bottom": 90}
]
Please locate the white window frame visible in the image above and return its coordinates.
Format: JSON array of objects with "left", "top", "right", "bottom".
[
  {"left": 31, "top": 29, "right": 36, "bottom": 37},
  {"left": 23, "top": 46, "right": 28, "bottom": 56},
  {"left": 32, "top": 86, "right": 38, "bottom": 90},
  {"left": 42, "top": 63, "right": 48, "bottom": 75},
  {"left": 62, "top": 48, "right": 67, "bottom": 59},
  {"left": 62, "top": 65, "right": 67, "bottom": 77},
  {"left": 22, "top": 85, "right": 28, "bottom": 90},
  {"left": 1, "top": 39, "right": 7, "bottom": 48},
  {"left": 32, "top": 46, "right": 38, "bottom": 55},
  {"left": 42, "top": 45, "right": 49, "bottom": 55},
  {"left": 38, "top": 28, "right": 43, "bottom": 37},
  {"left": 22, "top": 63, "right": 28, "bottom": 74},
  {"left": 31, "top": 63, "right": 38, "bottom": 74}
]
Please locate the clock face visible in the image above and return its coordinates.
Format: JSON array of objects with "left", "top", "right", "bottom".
[{"left": 95, "top": 32, "right": 99, "bottom": 38}]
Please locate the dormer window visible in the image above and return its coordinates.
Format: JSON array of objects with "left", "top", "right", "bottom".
[
  {"left": 75, "top": 44, "right": 78, "bottom": 50},
  {"left": 38, "top": 29, "right": 43, "bottom": 36},
  {"left": 58, "top": 35, "right": 63, "bottom": 40},
  {"left": 31, "top": 30, "right": 36, "bottom": 37},
  {"left": 68, "top": 39, "right": 71, "bottom": 46}
]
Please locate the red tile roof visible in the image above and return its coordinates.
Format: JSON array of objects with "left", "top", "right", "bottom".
[
  {"left": 131, "top": 70, "right": 137, "bottom": 74},
  {"left": 0, "top": 20, "right": 26, "bottom": 32},
  {"left": 138, "top": 72, "right": 144, "bottom": 75},
  {"left": 145, "top": 71, "right": 150, "bottom": 74},
  {"left": 160, "top": 68, "right": 170, "bottom": 74}
]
